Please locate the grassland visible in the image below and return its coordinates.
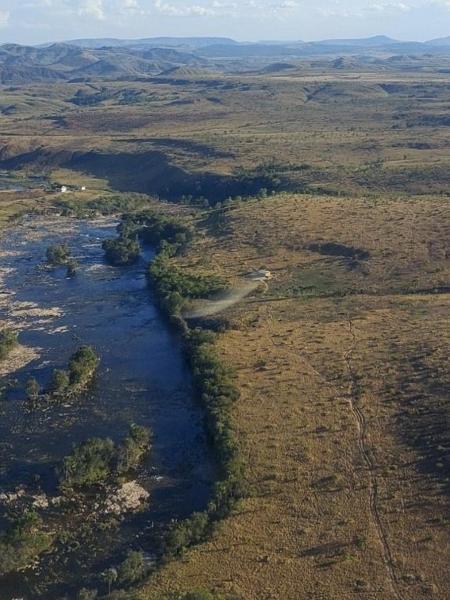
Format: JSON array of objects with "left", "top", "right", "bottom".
[
  {"left": 0, "top": 55, "right": 449, "bottom": 599},
  {"left": 138, "top": 193, "right": 449, "bottom": 600}
]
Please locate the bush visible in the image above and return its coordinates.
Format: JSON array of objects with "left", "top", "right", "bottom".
[
  {"left": 46, "top": 243, "right": 70, "bottom": 266},
  {"left": 66, "top": 259, "right": 78, "bottom": 278},
  {"left": 148, "top": 251, "right": 226, "bottom": 317},
  {"left": 60, "top": 437, "right": 116, "bottom": 489},
  {"left": 0, "top": 328, "right": 18, "bottom": 360},
  {"left": 25, "top": 377, "right": 41, "bottom": 401},
  {"left": 119, "top": 210, "right": 194, "bottom": 252},
  {"left": 116, "top": 424, "right": 152, "bottom": 474},
  {"left": 102, "top": 236, "right": 140, "bottom": 266},
  {"left": 48, "top": 368, "right": 70, "bottom": 395},
  {"left": 77, "top": 589, "right": 98, "bottom": 600},
  {"left": 68, "top": 345, "right": 99, "bottom": 387},
  {"left": 117, "top": 550, "right": 147, "bottom": 585},
  {"left": 59, "top": 424, "right": 152, "bottom": 490},
  {"left": 0, "top": 511, "right": 53, "bottom": 576}
]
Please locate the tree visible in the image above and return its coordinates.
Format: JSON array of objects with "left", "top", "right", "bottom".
[
  {"left": 25, "top": 377, "right": 40, "bottom": 401},
  {"left": 48, "top": 369, "right": 70, "bottom": 395},
  {"left": 102, "top": 237, "right": 140, "bottom": 266},
  {"left": 66, "top": 260, "right": 78, "bottom": 278},
  {"left": 68, "top": 346, "right": 99, "bottom": 386},
  {"left": 46, "top": 244, "right": 70, "bottom": 266},
  {"left": 77, "top": 589, "right": 98, "bottom": 600},
  {"left": 116, "top": 424, "right": 151, "bottom": 474},
  {"left": 102, "top": 567, "right": 118, "bottom": 597},
  {"left": 117, "top": 550, "right": 147, "bottom": 585},
  {"left": 60, "top": 437, "right": 116, "bottom": 489},
  {"left": 0, "top": 328, "right": 18, "bottom": 360}
]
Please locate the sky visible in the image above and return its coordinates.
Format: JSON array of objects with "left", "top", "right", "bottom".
[{"left": 0, "top": 0, "right": 449, "bottom": 45}]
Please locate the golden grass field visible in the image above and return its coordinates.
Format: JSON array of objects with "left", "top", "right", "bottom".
[{"left": 138, "top": 194, "right": 449, "bottom": 599}]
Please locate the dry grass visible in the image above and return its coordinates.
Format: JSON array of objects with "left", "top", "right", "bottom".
[{"left": 139, "top": 193, "right": 450, "bottom": 599}]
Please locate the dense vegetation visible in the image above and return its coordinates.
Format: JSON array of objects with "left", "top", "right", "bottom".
[
  {"left": 59, "top": 424, "right": 151, "bottom": 489},
  {"left": 102, "top": 236, "right": 140, "bottom": 266},
  {"left": 135, "top": 212, "right": 244, "bottom": 560},
  {"left": 24, "top": 346, "right": 99, "bottom": 401},
  {"left": 0, "top": 511, "right": 53, "bottom": 577},
  {"left": 0, "top": 328, "right": 18, "bottom": 360},
  {"left": 69, "top": 345, "right": 99, "bottom": 386},
  {"left": 149, "top": 253, "right": 226, "bottom": 316},
  {"left": 46, "top": 243, "right": 71, "bottom": 265},
  {"left": 119, "top": 210, "right": 194, "bottom": 250}
]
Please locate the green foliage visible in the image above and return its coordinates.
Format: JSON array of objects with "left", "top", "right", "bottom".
[
  {"left": 116, "top": 424, "right": 152, "bottom": 474},
  {"left": 119, "top": 210, "right": 194, "bottom": 252},
  {"left": 163, "top": 512, "right": 209, "bottom": 557},
  {"left": 66, "top": 259, "right": 78, "bottom": 278},
  {"left": 0, "top": 328, "right": 18, "bottom": 360},
  {"left": 46, "top": 243, "right": 70, "bottom": 266},
  {"left": 60, "top": 437, "right": 116, "bottom": 489},
  {"left": 149, "top": 251, "right": 226, "bottom": 316},
  {"left": 0, "top": 510, "right": 53, "bottom": 576},
  {"left": 59, "top": 424, "right": 152, "bottom": 490},
  {"left": 102, "top": 236, "right": 140, "bottom": 266},
  {"left": 68, "top": 345, "right": 99, "bottom": 387},
  {"left": 77, "top": 589, "right": 98, "bottom": 600},
  {"left": 117, "top": 550, "right": 148, "bottom": 585},
  {"left": 25, "top": 376, "right": 41, "bottom": 400},
  {"left": 60, "top": 193, "right": 150, "bottom": 218},
  {"left": 48, "top": 368, "right": 70, "bottom": 395}
]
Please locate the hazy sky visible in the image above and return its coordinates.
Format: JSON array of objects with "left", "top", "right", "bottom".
[{"left": 0, "top": 0, "right": 449, "bottom": 45}]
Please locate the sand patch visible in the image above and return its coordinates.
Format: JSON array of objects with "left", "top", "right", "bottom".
[{"left": 0, "top": 343, "right": 40, "bottom": 377}]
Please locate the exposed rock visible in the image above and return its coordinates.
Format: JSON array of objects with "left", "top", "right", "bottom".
[{"left": 103, "top": 480, "right": 149, "bottom": 515}]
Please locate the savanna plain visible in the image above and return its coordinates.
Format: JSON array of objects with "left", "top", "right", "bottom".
[{"left": 0, "top": 42, "right": 449, "bottom": 600}]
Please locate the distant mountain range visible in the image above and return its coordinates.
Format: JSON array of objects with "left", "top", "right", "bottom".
[{"left": 0, "top": 35, "right": 449, "bottom": 84}]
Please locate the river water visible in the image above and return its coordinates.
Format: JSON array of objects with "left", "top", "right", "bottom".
[{"left": 0, "top": 216, "right": 214, "bottom": 599}]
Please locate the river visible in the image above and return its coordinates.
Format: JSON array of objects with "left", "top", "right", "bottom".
[{"left": 0, "top": 216, "right": 214, "bottom": 599}]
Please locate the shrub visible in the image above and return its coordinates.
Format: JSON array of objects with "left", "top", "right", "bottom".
[
  {"left": 0, "top": 510, "right": 53, "bottom": 576},
  {"left": 77, "top": 589, "right": 98, "bottom": 600},
  {"left": 66, "top": 259, "right": 78, "bottom": 278},
  {"left": 59, "top": 424, "right": 152, "bottom": 490},
  {"left": 60, "top": 437, "right": 116, "bottom": 489},
  {"left": 102, "top": 236, "right": 140, "bottom": 266},
  {"left": 116, "top": 424, "right": 152, "bottom": 474},
  {"left": 25, "top": 377, "right": 41, "bottom": 401},
  {"left": 0, "top": 328, "right": 18, "bottom": 360},
  {"left": 117, "top": 550, "right": 148, "bottom": 585},
  {"left": 46, "top": 243, "right": 70, "bottom": 266},
  {"left": 68, "top": 345, "right": 99, "bottom": 387},
  {"left": 48, "top": 368, "right": 70, "bottom": 395}
]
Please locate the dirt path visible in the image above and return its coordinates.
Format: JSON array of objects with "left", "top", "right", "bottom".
[{"left": 344, "top": 319, "right": 405, "bottom": 600}]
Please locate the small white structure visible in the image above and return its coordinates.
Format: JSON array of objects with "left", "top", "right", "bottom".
[
  {"left": 248, "top": 269, "right": 273, "bottom": 282},
  {"left": 60, "top": 185, "right": 68, "bottom": 193},
  {"left": 81, "top": 186, "right": 86, "bottom": 191}
]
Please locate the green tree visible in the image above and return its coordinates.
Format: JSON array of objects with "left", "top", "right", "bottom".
[
  {"left": 102, "top": 237, "right": 140, "bottom": 266},
  {"left": 60, "top": 437, "right": 116, "bottom": 489},
  {"left": 102, "top": 567, "right": 118, "bottom": 598},
  {"left": 0, "top": 328, "right": 18, "bottom": 360},
  {"left": 46, "top": 243, "right": 70, "bottom": 266},
  {"left": 68, "top": 346, "right": 99, "bottom": 386},
  {"left": 48, "top": 369, "right": 70, "bottom": 395},
  {"left": 117, "top": 550, "right": 147, "bottom": 585},
  {"left": 0, "top": 510, "right": 53, "bottom": 576},
  {"left": 66, "top": 259, "right": 78, "bottom": 278},
  {"left": 77, "top": 589, "right": 98, "bottom": 600},
  {"left": 25, "top": 377, "right": 40, "bottom": 401},
  {"left": 117, "top": 424, "right": 151, "bottom": 474}
]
